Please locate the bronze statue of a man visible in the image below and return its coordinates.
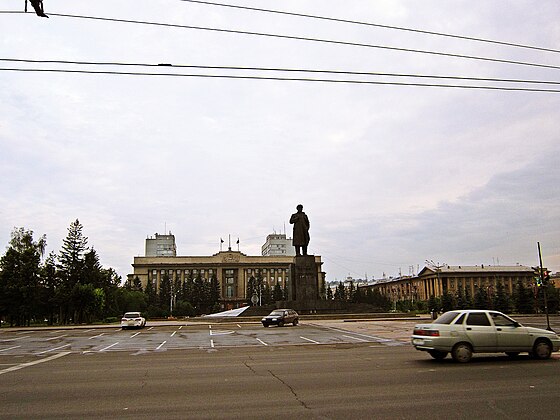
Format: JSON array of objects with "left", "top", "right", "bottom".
[{"left": 290, "top": 204, "right": 310, "bottom": 256}]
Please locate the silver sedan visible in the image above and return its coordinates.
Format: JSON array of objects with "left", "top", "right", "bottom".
[{"left": 412, "top": 309, "right": 560, "bottom": 362}]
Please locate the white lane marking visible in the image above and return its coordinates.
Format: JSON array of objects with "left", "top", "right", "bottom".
[
  {"left": 100, "top": 342, "right": 119, "bottom": 352},
  {"left": 210, "top": 339, "right": 215, "bottom": 348},
  {"left": 209, "top": 330, "right": 234, "bottom": 336},
  {"left": 0, "top": 346, "right": 22, "bottom": 353},
  {"left": 170, "top": 331, "right": 177, "bottom": 337},
  {"left": 83, "top": 329, "right": 95, "bottom": 333},
  {"left": 237, "top": 324, "right": 242, "bottom": 329},
  {"left": 0, "top": 351, "right": 71, "bottom": 376},
  {"left": 130, "top": 332, "right": 141, "bottom": 338},
  {"left": 156, "top": 341, "right": 167, "bottom": 350},
  {"left": 46, "top": 335, "right": 68, "bottom": 341},
  {"left": 209, "top": 325, "right": 212, "bottom": 330},
  {"left": 300, "top": 336, "right": 320, "bottom": 344},
  {"left": 179, "top": 326, "right": 183, "bottom": 330},
  {"left": 17, "top": 331, "right": 34, "bottom": 335},
  {"left": 343, "top": 335, "right": 369, "bottom": 342},
  {"left": 36, "top": 344, "right": 71, "bottom": 355},
  {"left": 89, "top": 333, "right": 105, "bottom": 340},
  {"left": 0, "top": 336, "right": 30, "bottom": 342},
  {"left": 147, "top": 327, "right": 154, "bottom": 330},
  {"left": 318, "top": 324, "right": 398, "bottom": 344},
  {"left": 256, "top": 338, "right": 268, "bottom": 346}
]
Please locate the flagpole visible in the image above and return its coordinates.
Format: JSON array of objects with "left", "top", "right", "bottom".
[
  {"left": 228, "top": 234, "right": 231, "bottom": 251},
  {"left": 237, "top": 238, "right": 240, "bottom": 252}
]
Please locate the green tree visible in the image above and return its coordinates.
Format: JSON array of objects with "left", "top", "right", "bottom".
[
  {"left": 272, "top": 282, "right": 284, "bottom": 302},
  {"left": 209, "top": 275, "right": 220, "bottom": 306},
  {"left": 455, "top": 286, "right": 467, "bottom": 310},
  {"left": 514, "top": 280, "right": 533, "bottom": 314},
  {"left": 493, "top": 281, "right": 510, "bottom": 313},
  {"left": 464, "top": 286, "right": 473, "bottom": 308},
  {"left": 58, "top": 219, "right": 88, "bottom": 287},
  {"left": 159, "top": 273, "right": 172, "bottom": 314},
  {"left": 441, "top": 292, "right": 455, "bottom": 312},
  {"left": 473, "top": 286, "right": 489, "bottom": 309},
  {"left": 41, "top": 251, "right": 61, "bottom": 325},
  {"left": 347, "top": 281, "right": 356, "bottom": 303},
  {"left": 0, "top": 227, "right": 46, "bottom": 326},
  {"left": 326, "top": 284, "right": 333, "bottom": 300}
]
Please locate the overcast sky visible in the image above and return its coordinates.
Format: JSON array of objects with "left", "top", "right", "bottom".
[{"left": 1, "top": 0, "right": 559, "bottom": 282}]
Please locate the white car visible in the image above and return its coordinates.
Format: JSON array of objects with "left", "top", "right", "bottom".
[
  {"left": 121, "top": 312, "right": 146, "bottom": 330},
  {"left": 412, "top": 309, "right": 560, "bottom": 362}
]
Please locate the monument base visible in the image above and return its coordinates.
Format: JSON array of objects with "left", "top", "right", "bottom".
[{"left": 289, "top": 255, "right": 319, "bottom": 302}]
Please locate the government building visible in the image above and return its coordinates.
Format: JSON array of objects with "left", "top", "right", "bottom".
[
  {"left": 128, "top": 233, "right": 324, "bottom": 310},
  {"left": 363, "top": 265, "right": 538, "bottom": 302}
]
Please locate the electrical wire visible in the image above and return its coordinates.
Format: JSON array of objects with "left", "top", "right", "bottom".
[
  {"left": 2, "top": 66, "right": 559, "bottom": 92},
  {"left": 3, "top": 57, "right": 560, "bottom": 86},
  {"left": 178, "top": 0, "right": 560, "bottom": 54},
  {"left": 2, "top": 10, "right": 560, "bottom": 71}
]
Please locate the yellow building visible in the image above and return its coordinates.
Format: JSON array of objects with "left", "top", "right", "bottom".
[
  {"left": 128, "top": 250, "right": 324, "bottom": 310},
  {"left": 365, "top": 265, "right": 537, "bottom": 302}
]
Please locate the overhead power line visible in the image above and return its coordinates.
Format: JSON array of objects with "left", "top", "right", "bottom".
[
  {"left": 2, "top": 11, "right": 560, "bottom": 71},
  {"left": 2, "top": 58, "right": 560, "bottom": 86},
  {"left": 178, "top": 0, "right": 560, "bottom": 54},
  {"left": 2, "top": 66, "right": 559, "bottom": 93}
]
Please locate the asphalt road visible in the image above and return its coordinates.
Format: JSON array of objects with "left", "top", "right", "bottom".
[{"left": 1, "top": 318, "right": 559, "bottom": 419}]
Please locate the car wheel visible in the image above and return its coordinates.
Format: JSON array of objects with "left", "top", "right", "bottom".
[
  {"left": 293, "top": 318, "right": 299, "bottom": 326},
  {"left": 451, "top": 343, "right": 473, "bottom": 363},
  {"left": 278, "top": 321, "right": 284, "bottom": 327},
  {"left": 532, "top": 340, "right": 552, "bottom": 360},
  {"left": 428, "top": 350, "right": 448, "bottom": 360},
  {"left": 505, "top": 352, "right": 520, "bottom": 358},
  {"left": 263, "top": 324, "right": 269, "bottom": 328}
]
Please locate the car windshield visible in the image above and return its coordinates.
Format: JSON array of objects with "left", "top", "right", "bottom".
[
  {"left": 433, "top": 311, "right": 460, "bottom": 324},
  {"left": 268, "top": 311, "right": 284, "bottom": 316},
  {"left": 124, "top": 313, "right": 140, "bottom": 318}
]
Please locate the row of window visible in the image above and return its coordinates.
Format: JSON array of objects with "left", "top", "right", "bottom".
[{"left": 149, "top": 268, "right": 290, "bottom": 277}]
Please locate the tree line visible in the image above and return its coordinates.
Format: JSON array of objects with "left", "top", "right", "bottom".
[{"left": 0, "top": 220, "right": 127, "bottom": 326}]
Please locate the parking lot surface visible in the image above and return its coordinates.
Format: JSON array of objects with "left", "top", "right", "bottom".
[{"left": 0, "top": 321, "right": 407, "bottom": 361}]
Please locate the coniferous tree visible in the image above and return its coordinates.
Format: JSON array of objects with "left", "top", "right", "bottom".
[
  {"left": 473, "top": 286, "right": 489, "bottom": 309},
  {"left": 464, "top": 286, "right": 473, "bottom": 308},
  {"left": 456, "top": 286, "right": 466, "bottom": 309},
  {"left": 272, "top": 282, "right": 284, "bottom": 302},
  {"left": 59, "top": 219, "right": 88, "bottom": 287},
  {"left": 493, "top": 281, "right": 510, "bottom": 313},
  {"left": 514, "top": 280, "right": 534, "bottom": 314},
  {"left": 441, "top": 292, "right": 455, "bottom": 312},
  {"left": 326, "top": 284, "right": 334, "bottom": 300},
  {"left": 209, "top": 275, "right": 220, "bottom": 305},
  {"left": 159, "top": 273, "right": 172, "bottom": 313}
]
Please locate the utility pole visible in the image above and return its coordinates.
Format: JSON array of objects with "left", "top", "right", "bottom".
[{"left": 537, "top": 242, "right": 553, "bottom": 331}]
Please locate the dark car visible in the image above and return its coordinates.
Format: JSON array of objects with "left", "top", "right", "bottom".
[{"left": 261, "top": 309, "right": 299, "bottom": 327}]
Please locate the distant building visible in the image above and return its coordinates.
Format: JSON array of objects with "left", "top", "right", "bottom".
[
  {"left": 261, "top": 233, "right": 295, "bottom": 257},
  {"left": 129, "top": 234, "right": 324, "bottom": 310},
  {"left": 361, "top": 265, "right": 538, "bottom": 302},
  {"left": 145, "top": 233, "right": 176, "bottom": 257}
]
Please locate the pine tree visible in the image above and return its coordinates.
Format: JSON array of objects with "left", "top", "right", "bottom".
[
  {"left": 494, "top": 281, "right": 510, "bottom": 313},
  {"left": 59, "top": 219, "right": 88, "bottom": 288},
  {"left": 159, "top": 273, "right": 172, "bottom": 313},
  {"left": 473, "top": 286, "right": 489, "bottom": 309},
  {"left": 272, "top": 282, "right": 283, "bottom": 302},
  {"left": 326, "top": 284, "right": 334, "bottom": 300}
]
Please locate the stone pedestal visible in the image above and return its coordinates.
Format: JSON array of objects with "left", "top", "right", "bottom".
[{"left": 290, "top": 255, "right": 319, "bottom": 302}]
